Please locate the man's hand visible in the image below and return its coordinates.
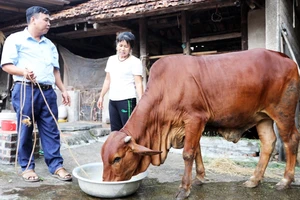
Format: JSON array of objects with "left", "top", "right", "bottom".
[
  {"left": 61, "top": 91, "right": 71, "bottom": 106},
  {"left": 24, "top": 68, "right": 36, "bottom": 82}
]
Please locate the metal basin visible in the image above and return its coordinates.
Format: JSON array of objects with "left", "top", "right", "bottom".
[{"left": 72, "top": 162, "right": 148, "bottom": 198}]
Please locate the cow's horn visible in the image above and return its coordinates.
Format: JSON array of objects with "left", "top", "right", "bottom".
[{"left": 124, "top": 136, "right": 131, "bottom": 143}]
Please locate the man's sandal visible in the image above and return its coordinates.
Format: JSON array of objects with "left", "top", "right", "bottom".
[
  {"left": 52, "top": 167, "right": 72, "bottom": 181},
  {"left": 22, "top": 169, "right": 40, "bottom": 182}
]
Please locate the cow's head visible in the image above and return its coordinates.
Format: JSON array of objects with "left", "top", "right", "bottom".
[{"left": 101, "top": 131, "right": 162, "bottom": 181}]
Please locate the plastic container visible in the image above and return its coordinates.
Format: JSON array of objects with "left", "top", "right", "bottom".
[
  {"left": 0, "top": 112, "right": 17, "bottom": 128},
  {"left": 72, "top": 162, "right": 148, "bottom": 198},
  {"left": 1, "top": 120, "right": 17, "bottom": 131},
  {"left": 58, "top": 105, "right": 68, "bottom": 120}
]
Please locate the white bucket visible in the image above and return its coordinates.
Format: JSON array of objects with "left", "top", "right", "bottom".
[{"left": 58, "top": 105, "right": 68, "bottom": 120}]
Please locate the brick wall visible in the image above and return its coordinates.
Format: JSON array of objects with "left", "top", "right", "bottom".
[{"left": 0, "top": 131, "right": 40, "bottom": 164}]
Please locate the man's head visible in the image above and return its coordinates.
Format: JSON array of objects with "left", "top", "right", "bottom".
[
  {"left": 26, "top": 6, "right": 51, "bottom": 36},
  {"left": 26, "top": 6, "right": 50, "bottom": 23}
]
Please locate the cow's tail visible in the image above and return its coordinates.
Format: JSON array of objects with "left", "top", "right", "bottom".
[
  {"left": 296, "top": 101, "right": 299, "bottom": 128},
  {"left": 273, "top": 57, "right": 300, "bottom": 162},
  {"left": 273, "top": 101, "right": 299, "bottom": 162}
]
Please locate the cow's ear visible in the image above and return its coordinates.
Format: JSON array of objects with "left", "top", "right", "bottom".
[{"left": 132, "top": 143, "right": 162, "bottom": 156}]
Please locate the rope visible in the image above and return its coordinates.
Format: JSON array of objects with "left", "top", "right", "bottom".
[
  {"left": 35, "top": 82, "right": 89, "bottom": 177},
  {"left": 15, "top": 78, "right": 26, "bottom": 171},
  {"left": 15, "top": 77, "right": 89, "bottom": 177},
  {"left": 25, "top": 83, "right": 36, "bottom": 171},
  {"left": 211, "top": 4, "right": 222, "bottom": 22},
  {"left": 15, "top": 79, "right": 39, "bottom": 173}
]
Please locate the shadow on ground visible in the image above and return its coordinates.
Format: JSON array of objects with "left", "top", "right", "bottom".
[
  {"left": 1, "top": 140, "right": 300, "bottom": 200},
  {"left": 2, "top": 178, "right": 300, "bottom": 200}
]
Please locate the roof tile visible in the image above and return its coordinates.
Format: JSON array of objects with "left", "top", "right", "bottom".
[{"left": 51, "top": 0, "right": 207, "bottom": 21}]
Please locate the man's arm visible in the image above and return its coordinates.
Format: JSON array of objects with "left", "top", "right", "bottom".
[
  {"left": 54, "top": 68, "right": 70, "bottom": 106},
  {"left": 2, "top": 63, "right": 36, "bottom": 82}
]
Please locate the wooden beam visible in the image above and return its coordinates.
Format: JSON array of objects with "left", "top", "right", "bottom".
[
  {"left": 148, "top": 15, "right": 240, "bottom": 30},
  {"left": 50, "top": 37, "right": 109, "bottom": 54},
  {"left": 190, "top": 32, "right": 241, "bottom": 43},
  {"left": 51, "top": 0, "right": 238, "bottom": 28},
  {"left": 149, "top": 51, "right": 217, "bottom": 60},
  {"left": 192, "top": 51, "right": 218, "bottom": 56},
  {"left": 181, "top": 11, "right": 190, "bottom": 55},
  {"left": 52, "top": 0, "right": 70, "bottom": 5},
  {"left": 148, "top": 29, "right": 181, "bottom": 48},
  {"left": 102, "top": 22, "right": 129, "bottom": 30},
  {"left": 241, "top": 1, "right": 248, "bottom": 50},
  {"left": 54, "top": 26, "right": 130, "bottom": 39},
  {"left": 51, "top": 18, "right": 88, "bottom": 29},
  {"left": 139, "top": 17, "right": 148, "bottom": 85},
  {"left": 149, "top": 13, "right": 179, "bottom": 20},
  {"left": 247, "top": 0, "right": 265, "bottom": 9},
  {"left": 0, "top": 5, "right": 25, "bottom": 13},
  {"left": 148, "top": 19, "right": 179, "bottom": 29},
  {"left": 3, "top": 0, "right": 69, "bottom": 7},
  {"left": 33, "top": 0, "right": 69, "bottom": 6}
]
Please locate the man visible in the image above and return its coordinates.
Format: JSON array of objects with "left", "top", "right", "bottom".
[{"left": 1, "top": 6, "right": 72, "bottom": 182}]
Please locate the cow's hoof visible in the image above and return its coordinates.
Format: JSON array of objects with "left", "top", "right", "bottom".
[
  {"left": 275, "top": 179, "right": 291, "bottom": 190},
  {"left": 176, "top": 188, "right": 190, "bottom": 200},
  {"left": 243, "top": 180, "right": 259, "bottom": 188},
  {"left": 192, "top": 177, "right": 206, "bottom": 186}
]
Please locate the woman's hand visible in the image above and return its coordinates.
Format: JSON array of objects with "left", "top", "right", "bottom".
[{"left": 97, "top": 96, "right": 104, "bottom": 109}]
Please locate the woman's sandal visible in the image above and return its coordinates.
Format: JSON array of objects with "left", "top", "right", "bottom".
[
  {"left": 52, "top": 167, "right": 72, "bottom": 181},
  {"left": 22, "top": 169, "right": 40, "bottom": 182}
]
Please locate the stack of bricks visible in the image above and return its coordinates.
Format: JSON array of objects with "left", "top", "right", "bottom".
[{"left": 0, "top": 130, "right": 40, "bottom": 164}]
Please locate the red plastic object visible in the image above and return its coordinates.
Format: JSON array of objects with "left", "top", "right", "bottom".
[{"left": 1, "top": 120, "right": 17, "bottom": 131}]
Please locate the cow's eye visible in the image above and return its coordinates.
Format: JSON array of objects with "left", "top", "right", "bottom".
[{"left": 113, "top": 157, "right": 121, "bottom": 164}]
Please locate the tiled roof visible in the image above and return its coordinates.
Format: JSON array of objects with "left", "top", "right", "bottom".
[
  {"left": 51, "top": 0, "right": 207, "bottom": 22},
  {"left": 1, "top": 0, "right": 220, "bottom": 33}
]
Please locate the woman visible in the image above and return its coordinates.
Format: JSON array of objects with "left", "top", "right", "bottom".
[{"left": 97, "top": 32, "right": 144, "bottom": 131}]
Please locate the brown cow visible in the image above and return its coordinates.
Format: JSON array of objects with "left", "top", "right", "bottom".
[{"left": 101, "top": 48, "right": 300, "bottom": 199}]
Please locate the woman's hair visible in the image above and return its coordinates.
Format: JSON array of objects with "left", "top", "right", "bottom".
[
  {"left": 116, "top": 32, "right": 135, "bottom": 48},
  {"left": 26, "top": 6, "right": 50, "bottom": 23}
]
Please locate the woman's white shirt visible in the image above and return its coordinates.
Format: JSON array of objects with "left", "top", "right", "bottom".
[{"left": 105, "top": 54, "right": 143, "bottom": 100}]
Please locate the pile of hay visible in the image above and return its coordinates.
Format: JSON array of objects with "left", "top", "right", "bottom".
[{"left": 205, "top": 158, "right": 282, "bottom": 179}]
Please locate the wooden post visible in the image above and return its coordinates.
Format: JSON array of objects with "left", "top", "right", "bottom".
[
  {"left": 139, "top": 17, "right": 148, "bottom": 90},
  {"left": 181, "top": 11, "right": 191, "bottom": 55},
  {"left": 241, "top": 0, "right": 248, "bottom": 50},
  {"left": 4, "top": 74, "right": 12, "bottom": 110}
]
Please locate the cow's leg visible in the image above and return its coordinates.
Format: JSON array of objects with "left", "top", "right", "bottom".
[
  {"left": 176, "top": 120, "right": 205, "bottom": 200},
  {"left": 273, "top": 123, "right": 285, "bottom": 161},
  {"left": 274, "top": 122, "right": 299, "bottom": 190},
  {"left": 267, "top": 81, "right": 300, "bottom": 189},
  {"left": 192, "top": 144, "right": 206, "bottom": 186},
  {"left": 244, "top": 119, "right": 276, "bottom": 188}
]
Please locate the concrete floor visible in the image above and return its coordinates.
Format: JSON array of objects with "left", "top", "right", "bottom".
[{"left": 1, "top": 122, "right": 300, "bottom": 200}]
